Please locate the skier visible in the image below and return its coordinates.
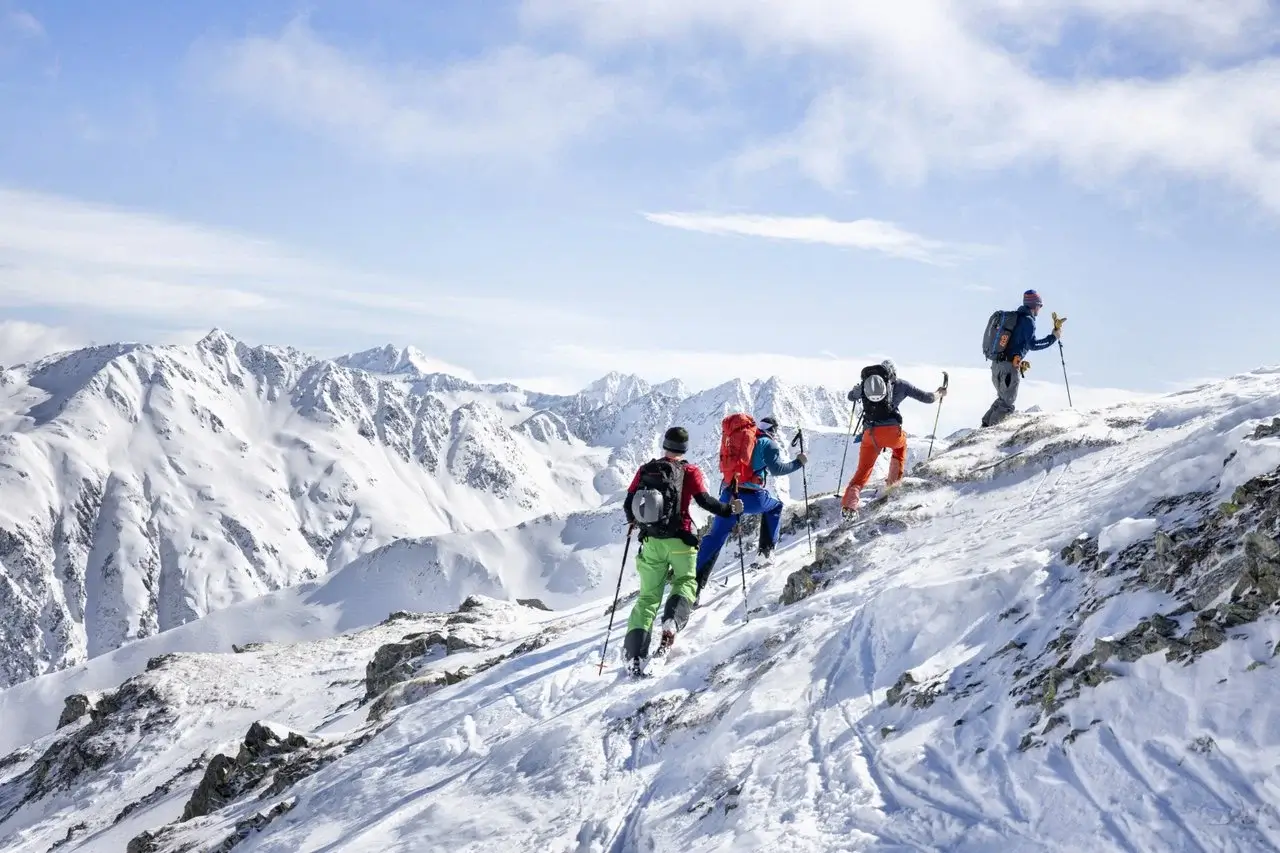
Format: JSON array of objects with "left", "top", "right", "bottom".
[
  {"left": 841, "top": 360, "right": 946, "bottom": 514},
  {"left": 694, "top": 415, "right": 807, "bottom": 599},
  {"left": 980, "top": 289, "right": 1063, "bottom": 428},
  {"left": 622, "top": 426, "right": 742, "bottom": 674}
]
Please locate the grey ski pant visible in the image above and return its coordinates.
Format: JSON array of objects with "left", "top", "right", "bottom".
[{"left": 982, "top": 360, "right": 1020, "bottom": 427}]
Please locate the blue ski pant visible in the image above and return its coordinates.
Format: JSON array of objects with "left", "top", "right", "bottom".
[{"left": 695, "top": 486, "right": 784, "bottom": 588}]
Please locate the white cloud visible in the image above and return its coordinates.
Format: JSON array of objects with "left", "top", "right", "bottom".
[
  {"left": 0, "top": 187, "right": 605, "bottom": 337},
  {"left": 643, "top": 211, "right": 989, "bottom": 265},
  {"left": 4, "top": 10, "right": 43, "bottom": 39},
  {"left": 524, "top": 0, "right": 1280, "bottom": 212},
  {"left": 202, "top": 20, "right": 628, "bottom": 163},
  {"left": 0, "top": 189, "right": 313, "bottom": 277},
  {"left": 0, "top": 320, "right": 81, "bottom": 366}
]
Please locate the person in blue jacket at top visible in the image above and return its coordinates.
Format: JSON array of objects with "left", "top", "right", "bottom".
[
  {"left": 693, "top": 416, "right": 806, "bottom": 601},
  {"left": 981, "top": 289, "right": 1063, "bottom": 428}
]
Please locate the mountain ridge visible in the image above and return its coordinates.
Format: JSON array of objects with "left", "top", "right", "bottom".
[
  {"left": 3, "top": 365, "right": 1280, "bottom": 851},
  {"left": 0, "top": 329, "right": 847, "bottom": 689}
]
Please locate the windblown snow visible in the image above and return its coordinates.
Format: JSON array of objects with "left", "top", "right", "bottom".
[{"left": 4, "top": 355, "right": 1280, "bottom": 852}]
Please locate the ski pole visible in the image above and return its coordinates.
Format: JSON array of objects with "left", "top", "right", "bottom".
[
  {"left": 1052, "top": 312, "right": 1073, "bottom": 407},
  {"left": 836, "top": 404, "right": 860, "bottom": 499},
  {"left": 791, "top": 427, "right": 813, "bottom": 554},
  {"left": 597, "top": 526, "right": 634, "bottom": 675},
  {"left": 731, "top": 476, "right": 749, "bottom": 623},
  {"left": 926, "top": 371, "right": 949, "bottom": 461}
]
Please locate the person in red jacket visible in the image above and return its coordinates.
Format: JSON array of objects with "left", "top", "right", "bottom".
[{"left": 622, "top": 427, "right": 742, "bottom": 675}]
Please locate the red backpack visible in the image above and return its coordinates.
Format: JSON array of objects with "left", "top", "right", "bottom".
[{"left": 719, "top": 414, "right": 761, "bottom": 487}]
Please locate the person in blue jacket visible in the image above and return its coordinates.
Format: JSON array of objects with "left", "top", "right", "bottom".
[
  {"left": 693, "top": 416, "right": 806, "bottom": 600},
  {"left": 981, "top": 289, "right": 1063, "bottom": 427}
]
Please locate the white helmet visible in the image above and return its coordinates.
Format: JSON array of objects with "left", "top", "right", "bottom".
[{"left": 862, "top": 373, "right": 889, "bottom": 402}]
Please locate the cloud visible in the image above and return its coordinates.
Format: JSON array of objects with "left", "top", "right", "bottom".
[
  {"left": 4, "top": 9, "right": 42, "bottom": 38},
  {"left": 0, "top": 320, "right": 81, "bottom": 366},
  {"left": 524, "top": 0, "right": 1280, "bottom": 212},
  {"left": 643, "top": 211, "right": 989, "bottom": 265},
  {"left": 201, "top": 19, "right": 628, "bottom": 164},
  {"left": 0, "top": 187, "right": 605, "bottom": 338}
]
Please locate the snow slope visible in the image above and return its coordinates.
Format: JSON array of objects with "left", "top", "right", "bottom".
[
  {"left": 5, "top": 368, "right": 1280, "bottom": 851},
  {"left": 0, "top": 334, "right": 845, "bottom": 690}
]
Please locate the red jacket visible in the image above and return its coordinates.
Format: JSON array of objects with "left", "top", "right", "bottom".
[{"left": 624, "top": 460, "right": 733, "bottom": 538}]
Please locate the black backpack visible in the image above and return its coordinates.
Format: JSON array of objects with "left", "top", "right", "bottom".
[
  {"left": 982, "top": 310, "right": 1020, "bottom": 361},
  {"left": 632, "top": 458, "right": 686, "bottom": 539},
  {"left": 859, "top": 364, "right": 900, "bottom": 425}
]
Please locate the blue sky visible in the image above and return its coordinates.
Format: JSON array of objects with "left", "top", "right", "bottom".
[{"left": 2, "top": 0, "right": 1280, "bottom": 404}]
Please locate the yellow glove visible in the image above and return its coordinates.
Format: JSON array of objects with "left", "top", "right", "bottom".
[
  {"left": 1019, "top": 359, "right": 1031, "bottom": 377},
  {"left": 1052, "top": 311, "right": 1066, "bottom": 337}
]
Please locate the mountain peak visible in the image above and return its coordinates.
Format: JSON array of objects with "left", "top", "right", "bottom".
[
  {"left": 580, "top": 371, "right": 650, "bottom": 408},
  {"left": 196, "top": 328, "right": 239, "bottom": 356},
  {"left": 336, "top": 344, "right": 472, "bottom": 381}
]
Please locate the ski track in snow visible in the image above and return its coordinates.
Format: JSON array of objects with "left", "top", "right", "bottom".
[{"left": 6, "top": 368, "right": 1280, "bottom": 850}]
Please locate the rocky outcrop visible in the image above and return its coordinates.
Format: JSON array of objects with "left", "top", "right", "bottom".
[
  {"left": 180, "top": 723, "right": 316, "bottom": 821},
  {"left": 56, "top": 693, "right": 95, "bottom": 729},
  {"left": 128, "top": 722, "right": 376, "bottom": 853},
  {"left": 365, "top": 631, "right": 447, "bottom": 699},
  {"left": 1003, "top": 462, "right": 1280, "bottom": 749},
  {"left": 1, "top": 678, "right": 171, "bottom": 822},
  {"left": 780, "top": 568, "right": 818, "bottom": 606}
]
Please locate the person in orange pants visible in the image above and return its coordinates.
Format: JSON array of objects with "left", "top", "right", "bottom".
[{"left": 841, "top": 359, "right": 946, "bottom": 514}]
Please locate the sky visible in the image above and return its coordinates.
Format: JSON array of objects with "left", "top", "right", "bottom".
[{"left": 2, "top": 0, "right": 1280, "bottom": 402}]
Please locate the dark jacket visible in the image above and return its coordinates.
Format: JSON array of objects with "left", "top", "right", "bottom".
[
  {"left": 847, "top": 378, "right": 937, "bottom": 427},
  {"left": 1006, "top": 305, "right": 1058, "bottom": 360},
  {"left": 624, "top": 460, "right": 734, "bottom": 545}
]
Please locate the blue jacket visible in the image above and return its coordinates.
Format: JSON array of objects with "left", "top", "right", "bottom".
[
  {"left": 847, "top": 378, "right": 937, "bottom": 427},
  {"left": 734, "top": 434, "right": 802, "bottom": 491},
  {"left": 1007, "top": 306, "right": 1057, "bottom": 360}
]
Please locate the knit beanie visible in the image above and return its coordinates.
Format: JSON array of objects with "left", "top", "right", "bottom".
[
  {"left": 661, "top": 427, "right": 689, "bottom": 455},
  {"left": 1023, "top": 289, "right": 1043, "bottom": 308}
]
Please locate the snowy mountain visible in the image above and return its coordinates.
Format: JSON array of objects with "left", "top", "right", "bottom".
[
  {"left": 4, "top": 366, "right": 1280, "bottom": 851},
  {"left": 0, "top": 332, "right": 846, "bottom": 690},
  {"left": 0, "top": 332, "right": 609, "bottom": 690}
]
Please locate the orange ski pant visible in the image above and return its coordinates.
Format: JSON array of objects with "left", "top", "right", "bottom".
[{"left": 842, "top": 424, "right": 907, "bottom": 507}]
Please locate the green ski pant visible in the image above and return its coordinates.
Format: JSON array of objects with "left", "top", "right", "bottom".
[{"left": 626, "top": 536, "right": 697, "bottom": 633}]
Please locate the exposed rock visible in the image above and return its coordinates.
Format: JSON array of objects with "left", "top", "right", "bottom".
[
  {"left": 445, "top": 631, "right": 483, "bottom": 654},
  {"left": 516, "top": 598, "right": 552, "bottom": 611},
  {"left": 780, "top": 568, "right": 818, "bottom": 606},
  {"left": 146, "top": 654, "right": 181, "bottom": 672},
  {"left": 457, "top": 595, "right": 489, "bottom": 613},
  {"left": 1061, "top": 535, "right": 1098, "bottom": 568},
  {"left": 382, "top": 610, "right": 426, "bottom": 624},
  {"left": 216, "top": 796, "right": 297, "bottom": 852},
  {"left": 3, "top": 679, "right": 171, "bottom": 822},
  {"left": 812, "top": 530, "right": 858, "bottom": 575},
  {"left": 886, "top": 672, "right": 917, "bottom": 707},
  {"left": 1249, "top": 418, "right": 1280, "bottom": 441},
  {"left": 364, "top": 633, "right": 447, "bottom": 699},
  {"left": 180, "top": 723, "right": 316, "bottom": 822},
  {"left": 367, "top": 671, "right": 457, "bottom": 722},
  {"left": 57, "top": 694, "right": 95, "bottom": 729},
  {"left": 511, "top": 628, "right": 562, "bottom": 656}
]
